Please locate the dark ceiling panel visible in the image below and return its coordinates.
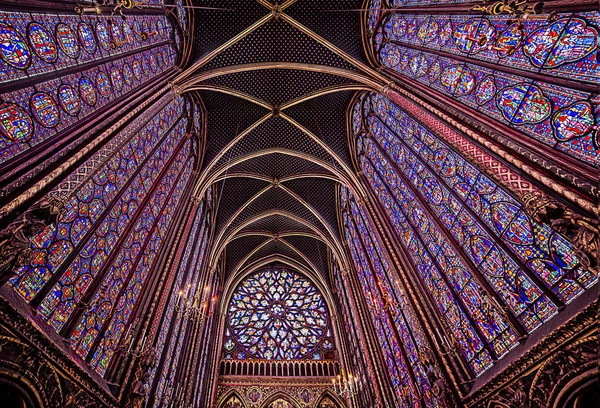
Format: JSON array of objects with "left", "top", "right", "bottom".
[
  {"left": 200, "top": 19, "right": 358, "bottom": 72},
  {"left": 283, "top": 90, "right": 356, "bottom": 167},
  {"left": 226, "top": 152, "right": 335, "bottom": 180},
  {"left": 214, "top": 177, "right": 272, "bottom": 233},
  {"left": 200, "top": 90, "right": 270, "bottom": 168},
  {"left": 191, "top": 0, "right": 268, "bottom": 62},
  {"left": 241, "top": 240, "right": 313, "bottom": 273},
  {"left": 285, "top": 0, "right": 367, "bottom": 64},
  {"left": 204, "top": 69, "right": 355, "bottom": 106},
  {"left": 281, "top": 177, "right": 340, "bottom": 238},
  {"left": 211, "top": 116, "right": 344, "bottom": 173},
  {"left": 281, "top": 235, "right": 330, "bottom": 281},
  {"left": 224, "top": 234, "right": 271, "bottom": 277},
  {"left": 238, "top": 214, "right": 314, "bottom": 235},
  {"left": 222, "top": 187, "right": 328, "bottom": 240}
]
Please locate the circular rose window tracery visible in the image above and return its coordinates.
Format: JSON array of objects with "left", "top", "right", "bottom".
[{"left": 224, "top": 268, "right": 333, "bottom": 361}]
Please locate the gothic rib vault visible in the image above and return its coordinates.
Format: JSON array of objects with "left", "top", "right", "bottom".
[
  {"left": 0, "top": 0, "right": 598, "bottom": 407},
  {"left": 183, "top": 0, "right": 378, "bottom": 300}
]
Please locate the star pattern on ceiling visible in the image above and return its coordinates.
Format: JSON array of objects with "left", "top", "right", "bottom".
[{"left": 174, "top": 0, "right": 392, "bottom": 285}]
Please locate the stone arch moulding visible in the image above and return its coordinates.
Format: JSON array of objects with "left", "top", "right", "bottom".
[
  {"left": 315, "top": 391, "right": 346, "bottom": 407},
  {"left": 260, "top": 391, "right": 302, "bottom": 408},
  {"left": 218, "top": 389, "right": 249, "bottom": 408}
]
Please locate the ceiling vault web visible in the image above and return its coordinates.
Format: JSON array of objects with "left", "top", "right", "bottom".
[{"left": 180, "top": 0, "right": 372, "bottom": 287}]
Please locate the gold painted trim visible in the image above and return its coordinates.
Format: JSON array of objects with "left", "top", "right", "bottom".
[
  {"left": 208, "top": 209, "right": 346, "bottom": 273},
  {"left": 280, "top": 13, "right": 390, "bottom": 85},
  {"left": 280, "top": 112, "right": 366, "bottom": 196},
  {"left": 278, "top": 183, "right": 340, "bottom": 248},
  {"left": 229, "top": 230, "right": 326, "bottom": 243},
  {"left": 176, "top": 13, "right": 274, "bottom": 83},
  {"left": 279, "top": 84, "right": 372, "bottom": 110},
  {"left": 179, "top": 62, "right": 383, "bottom": 90},
  {"left": 193, "top": 113, "right": 273, "bottom": 194},
  {"left": 193, "top": 148, "right": 357, "bottom": 199},
  {"left": 212, "top": 184, "right": 274, "bottom": 251},
  {"left": 279, "top": 173, "right": 340, "bottom": 183},
  {"left": 185, "top": 85, "right": 272, "bottom": 109}
]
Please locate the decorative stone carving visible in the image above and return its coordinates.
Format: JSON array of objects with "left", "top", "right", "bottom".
[
  {"left": 465, "top": 300, "right": 598, "bottom": 407},
  {"left": 420, "top": 349, "right": 455, "bottom": 408},
  {"left": 0, "top": 297, "right": 117, "bottom": 407},
  {"left": 0, "top": 198, "right": 64, "bottom": 286},
  {"left": 125, "top": 346, "right": 158, "bottom": 408},
  {"left": 524, "top": 194, "right": 599, "bottom": 275}
]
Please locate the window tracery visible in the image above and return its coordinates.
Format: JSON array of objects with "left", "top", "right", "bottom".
[
  {"left": 0, "top": 11, "right": 176, "bottom": 165},
  {"left": 223, "top": 268, "right": 334, "bottom": 361},
  {"left": 369, "top": 6, "right": 599, "bottom": 167},
  {"left": 347, "top": 91, "right": 598, "bottom": 378},
  {"left": 8, "top": 92, "right": 196, "bottom": 376}
]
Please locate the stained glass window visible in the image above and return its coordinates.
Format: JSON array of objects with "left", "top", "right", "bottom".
[
  {"left": 341, "top": 188, "right": 438, "bottom": 406},
  {"left": 8, "top": 91, "right": 195, "bottom": 377},
  {"left": 349, "top": 91, "right": 598, "bottom": 376},
  {"left": 11, "top": 97, "right": 185, "bottom": 302},
  {"left": 369, "top": 5, "right": 599, "bottom": 167},
  {"left": 223, "top": 268, "right": 333, "bottom": 361},
  {"left": 153, "top": 200, "right": 212, "bottom": 407},
  {"left": 0, "top": 11, "right": 176, "bottom": 165}
]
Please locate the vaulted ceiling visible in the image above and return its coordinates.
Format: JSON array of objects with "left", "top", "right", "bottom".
[{"left": 177, "top": 0, "right": 375, "bottom": 287}]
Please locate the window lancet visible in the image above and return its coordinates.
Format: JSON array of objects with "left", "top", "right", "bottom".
[
  {"left": 346, "top": 91, "right": 598, "bottom": 379},
  {"left": 0, "top": 11, "right": 176, "bottom": 165},
  {"left": 368, "top": 4, "right": 599, "bottom": 167}
]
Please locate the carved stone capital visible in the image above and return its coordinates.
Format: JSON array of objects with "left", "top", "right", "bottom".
[
  {"left": 523, "top": 193, "right": 599, "bottom": 275},
  {"left": 0, "top": 198, "right": 65, "bottom": 286}
]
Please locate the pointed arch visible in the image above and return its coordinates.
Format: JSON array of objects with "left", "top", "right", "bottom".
[
  {"left": 260, "top": 391, "right": 301, "bottom": 408},
  {"left": 218, "top": 390, "right": 248, "bottom": 408},
  {"left": 315, "top": 391, "right": 346, "bottom": 408}
]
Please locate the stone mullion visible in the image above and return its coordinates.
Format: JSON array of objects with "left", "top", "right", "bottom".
[
  {"left": 0, "top": 70, "right": 175, "bottom": 203},
  {"left": 367, "top": 133, "right": 533, "bottom": 336},
  {"left": 371, "top": 111, "right": 568, "bottom": 308},
  {"left": 0, "top": 41, "right": 171, "bottom": 95},
  {"left": 340, "top": 199, "right": 404, "bottom": 407},
  {"left": 377, "top": 15, "right": 596, "bottom": 93},
  {"left": 189, "top": 295, "right": 213, "bottom": 406},
  {"left": 57, "top": 134, "right": 189, "bottom": 337},
  {"left": 358, "top": 180, "right": 473, "bottom": 392},
  {"left": 333, "top": 262, "right": 380, "bottom": 406},
  {"left": 184, "top": 231, "right": 216, "bottom": 406},
  {"left": 195, "top": 271, "right": 220, "bottom": 407},
  {"left": 83, "top": 156, "right": 190, "bottom": 362},
  {"left": 364, "top": 152, "right": 499, "bottom": 365},
  {"left": 106, "top": 183, "right": 196, "bottom": 385},
  {"left": 353, "top": 191, "right": 431, "bottom": 357},
  {"left": 161, "top": 222, "right": 210, "bottom": 405},
  {"left": 142, "top": 201, "right": 200, "bottom": 405},
  {"left": 383, "top": 83, "right": 597, "bottom": 210},
  {"left": 0, "top": 1, "right": 166, "bottom": 15},
  {"left": 348, "top": 204, "right": 425, "bottom": 408},
  {"left": 29, "top": 114, "right": 186, "bottom": 308},
  {"left": 180, "top": 276, "right": 208, "bottom": 405},
  {"left": 344, "top": 230, "right": 405, "bottom": 407},
  {"left": 200, "top": 300, "right": 222, "bottom": 407},
  {"left": 371, "top": 0, "right": 598, "bottom": 16},
  {"left": 148, "top": 218, "right": 209, "bottom": 407}
]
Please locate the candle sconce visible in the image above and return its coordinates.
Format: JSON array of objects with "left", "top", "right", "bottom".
[
  {"left": 175, "top": 285, "right": 213, "bottom": 322},
  {"left": 332, "top": 371, "right": 359, "bottom": 397},
  {"left": 75, "top": 0, "right": 143, "bottom": 20},
  {"left": 119, "top": 321, "right": 155, "bottom": 360},
  {"left": 76, "top": 282, "right": 108, "bottom": 313}
]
